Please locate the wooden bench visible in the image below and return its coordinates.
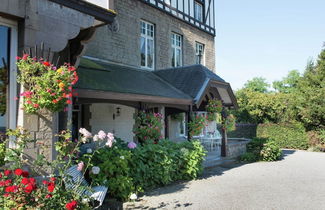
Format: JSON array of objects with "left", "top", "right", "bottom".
[{"left": 65, "top": 165, "right": 108, "bottom": 209}]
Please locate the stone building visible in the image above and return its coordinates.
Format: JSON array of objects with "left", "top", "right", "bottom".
[
  {"left": 0, "top": 0, "right": 238, "bottom": 163},
  {"left": 73, "top": 0, "right": 237, "bottom": 158}
]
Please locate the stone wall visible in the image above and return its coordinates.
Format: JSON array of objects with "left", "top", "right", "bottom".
[
  {"left": 226, "top": 140, "right": 250, "bottom": 158},
  {"left": 85, "top": 0, "right": 215, "bottom": 71}
]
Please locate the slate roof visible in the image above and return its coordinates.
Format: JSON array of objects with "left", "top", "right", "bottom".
[
  {"left": 154, "top": 64, "right": 228, "bottom": 99},
  {"left": 76, "top": 58, "right": 236, "bottom": 107},
  {"left": 75, "top": 58, "right": 192, "bottom": 100}
]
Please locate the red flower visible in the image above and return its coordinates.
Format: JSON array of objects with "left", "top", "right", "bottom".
[
  {"left": 66, "top": 200, "right": 78, "bottom": 210},
  {"left": 21, "top": 177, "right": 30, "bottom": 185},
  {"left": 52, "top": 99, "right": 58, "bottom": 103},
  {"left": 4, "top": 170, "right": 11, "bottom": 176},
  {"left": 22, "top": 54, "right": 29, "bottom": 60},
  {"left": 42, "top": 180, "right": 49, "bottom": 185},
  {"left": 43, "top": 61, "right": 51, "bottom": 67},
  {"left": 0, "top": 181, "right": 5, "bottom": 186},
  {"left": 68, "top": 66, "right": 76, "bottom": 71},
  {"left": 5, "top": 179, "right": 12, "bottom": 186},
  {"left": 3, "top": 193, "right": 9, "bottom": 197},
  {"left": 47, "top": 182, "right": 55, "bottom": 192},
  {"left": 0, "top": 173, "right": 2, "bottom": 178},
  {"left": 16, "top": 56, "right": 21, "bottom": 60},
  {"left": 50, "top": 177, "right": 56, "bottom": 182},
  {"left": 22, "top": 171, "right": 29, "bottom": 178},
  {"left": 29, "top": 178, "right": 36, "bottom": 183},
  {"left": 45, "top": 194, "right": 52, "bottom": 198},
  {"left": 66, "top": 100, "right": 72, "bottom": 104},
  {"left": 24, "top": 183, "right": 35, "bottom": 193},
  {"left": 33, "top": 104, "right": 40, "bottom": 108},
  {"left": 14, "top": 168, "right": 24, "bottom": 176},
  {"left": 5, "top": 185, "right": 18, "bottom": 193}
]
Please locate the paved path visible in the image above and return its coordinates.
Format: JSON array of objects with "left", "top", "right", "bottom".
[{"left": 124, "top": 150, "right": 325, "bottom": 210}]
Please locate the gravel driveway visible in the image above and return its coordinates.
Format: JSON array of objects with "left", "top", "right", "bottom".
[{"left": 124, "top": 150, "right": 325, "bottom": 210}]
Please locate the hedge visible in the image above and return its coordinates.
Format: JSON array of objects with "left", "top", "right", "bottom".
[{"left": 257, "top": 123, "right": 309, "bottom": 150}]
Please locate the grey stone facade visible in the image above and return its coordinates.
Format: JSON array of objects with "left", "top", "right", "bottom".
[{"left": 86, "top": 0, "right": 216, "bottom": 71}]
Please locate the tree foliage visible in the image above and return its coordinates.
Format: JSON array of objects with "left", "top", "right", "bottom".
[{"left": 234, "top": 47, "right": 325, "bottom": 131}]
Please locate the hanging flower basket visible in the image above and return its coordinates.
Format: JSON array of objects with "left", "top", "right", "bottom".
[
  {"left": 16, "top": 54, "right": 78, "bottom": 113},
  {"left": 206, "top": 99, "right": 223, "bottom": 113},
  {"left": 188, "top": 115, "right": 206, "bottom": 137}
]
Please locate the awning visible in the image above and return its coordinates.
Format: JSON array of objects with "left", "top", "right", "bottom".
[{"left": 75, "top": 58, "right": 237, "bottom": 108}]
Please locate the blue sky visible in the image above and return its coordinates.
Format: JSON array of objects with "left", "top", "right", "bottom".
[{"left": 214, "top": 0, "right": 325, "bottom": 90}]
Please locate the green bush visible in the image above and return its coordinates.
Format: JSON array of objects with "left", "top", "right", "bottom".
[
  {"left": 240, "top": 138, "right": 282, "bottom": 162},
  {"left": 257, "top": 123, "right": 309, "bottom": 150},
  {"left": 88, "top": 140, "right": 136, "bottom": 201},
  {"left": 88, "top": 139, "right": 206, "bottom": 201},
  {"left": 260, "top": 141, "right": 282, "bottom": 161},
  {"left": 131, "top": 139, "right": 206, "bottom": 190},
  {"left": 0, "top": 142, "right": 5, "bottom": 166}
]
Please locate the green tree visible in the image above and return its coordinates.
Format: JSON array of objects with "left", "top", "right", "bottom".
[
  {"left": 273, "top": 70, "right": 301, "bottom": 93},
  {"left": 294, "top": 49, "right": 325, "bottom": 130},
  {"left": 243, "top": 77, "right": 269, "bottom": 93}
]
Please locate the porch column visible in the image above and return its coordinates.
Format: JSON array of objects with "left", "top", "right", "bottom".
[{"left": 221, "top": 108, "right": 228, "bottom": 157}]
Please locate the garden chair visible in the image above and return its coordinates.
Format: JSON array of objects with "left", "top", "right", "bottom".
[{"left": 65, "top": 165, "right": 108, "bottom": 209}]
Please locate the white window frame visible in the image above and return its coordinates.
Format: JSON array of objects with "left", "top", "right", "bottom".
[
  {"left": 140, "top": 20, "right": 155, "bottom": 70},
  {"left": 195, "top": 42, "right": 205, "bottom": 65},
  {"left": 179, "top": 113, "right": 187, "bottom": 137},
  {"left": 0, "top": 17, "right": 18, "bottom": 148},
  {"left": 171, "top": 33, "right": 182, "bottom": 67},
  {"left": 194, "top": 1, "right": 203, "bottom": 22}
]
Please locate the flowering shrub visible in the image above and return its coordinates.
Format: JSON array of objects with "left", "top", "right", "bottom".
[
  {"left": 188, "top": 115, "right": 206, "bottom": 137},
  {"left": 16, "top": 54, "right": 78, "bottom": 113},
  {"left": 0, "top": 127, "right": 114, "bottom": 209},
  {"left": 224, "top": 114, "right": 236, "bottom": 131},
  {"left": 87, "top": 139, "right": 206, "bottom": 201},
  {"left": 133, "top": 111, "right": 163, "bottom": 144}
]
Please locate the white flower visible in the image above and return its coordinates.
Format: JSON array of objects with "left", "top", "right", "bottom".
[
  {"left": 79, "top": 128, "right": 92, "bottom": 138},
  {"left": 130, "top": 193, "right": 137, "bottom": 200},
  {"left": 120, "top": 156, "right": 125, "bottom": 160},
  {"left": 82, "top": 198, "right": 89, "bottom": 204},
  {"left": 93, "top": 134, "right": 99, "bottom": 142},
  {"left": 81, "top": 137, "right": 87, "bottom": 144},
  {"left": 92, "top": 166, "right": 100, "bottom": 174},
  {"left": 86, "top": 148, "right": 93, "bottom": 154}
]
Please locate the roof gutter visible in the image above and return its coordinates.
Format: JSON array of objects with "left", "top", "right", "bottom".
[{"left": 49, "top": 0, "right": 116, "bottom": 24}]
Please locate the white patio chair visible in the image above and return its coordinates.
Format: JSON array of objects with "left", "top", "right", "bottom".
[{"left": 65, "top": 165, "right": 108, "bottom": 208}]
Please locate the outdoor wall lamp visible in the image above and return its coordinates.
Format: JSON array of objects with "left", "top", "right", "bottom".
[{"left": 113, "top": 107, "right": 121, "bottom": 120}]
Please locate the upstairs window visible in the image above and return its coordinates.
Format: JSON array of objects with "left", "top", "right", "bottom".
[
  {"left": 194, "top": 1, "right": 203, "bottom": 22},
  {"left": 171, "top": 33, "right": 182, "bottom": 67},
  {"left": 140, "top": 21, "right": 155, "bottom": 70},
  {"left": 195, "top": 42, "right": 205, "bottom": 65}
]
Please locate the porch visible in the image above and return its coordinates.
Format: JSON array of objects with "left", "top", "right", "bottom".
[{"left": 71, "top": 57, "right": 239, "bottom": 158}]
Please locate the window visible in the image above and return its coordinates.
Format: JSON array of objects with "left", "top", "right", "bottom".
[
  {"left": 179, "top": 113, "right": 187, "bottom": 137},
  {"left": 194, "top": 1, "right": 203, "bottom": 22},
  {"left": 195, "top": 42, "right": 205, "bottom": 65},
  {"left": 140, "top": 21, "right": 155, "bottom": 70},
  {"left": 171, "top": 33, "right": 182, "bottom": 67},
  {"left": 0, "top": 18, "right": 18, "bottom": 147}
]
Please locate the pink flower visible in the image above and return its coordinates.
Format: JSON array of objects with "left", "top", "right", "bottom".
[
  {"left": 22, "top": 54, "right": 29, "bottom": 60},
  {"left": 77, "top": 162, "right": 84, "bottom": 171},
  {"left": 105, "top": 139, "right": 113, "bottom": 147},
  {"left": 79, "top": 128, "right": 92, "bottom": 138},
  {"left": 93, "top": 135, "right": 99, "bottom": 142},
  {"left": 128, "top": 142, "right": 137, "bottom": 149},
  {"left": 97, "top": 130, "right": 106, "bottom": 140},
  {"left": 106, "top": 132, "right": 114, "bottom": 141}
]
